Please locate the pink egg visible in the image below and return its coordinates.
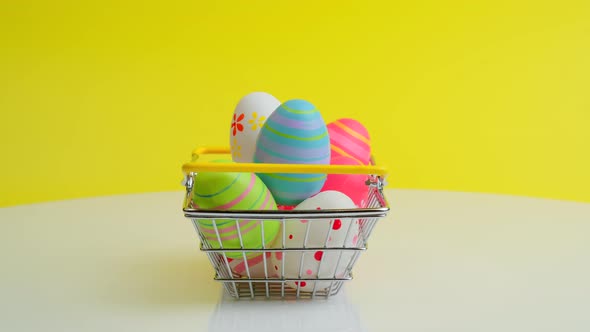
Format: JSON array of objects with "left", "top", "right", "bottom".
[
  {"left": 320, "top": 156, "right": 369, "bottom": 208},
  {"left": 327, "top": 118, "right": 371, "bottom": 165}
]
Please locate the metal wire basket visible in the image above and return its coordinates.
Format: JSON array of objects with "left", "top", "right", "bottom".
[{"left": 182, "top": 147, "right": 389, "bottom": 300}]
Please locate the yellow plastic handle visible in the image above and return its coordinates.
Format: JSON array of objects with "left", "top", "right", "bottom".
[
  {"left": 182, "top": 147, "right": 388, "bottom": 176},
  {"left": 191, "top": 146, "right": 232, "bottom": 160}
]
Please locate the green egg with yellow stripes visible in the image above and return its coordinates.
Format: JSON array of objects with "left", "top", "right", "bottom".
[
  {"left": 253, "top": 99, "right": 330, "bottom": 205},
  {"left": 192, "top": 160, "right": 280, "bottom": 258}
]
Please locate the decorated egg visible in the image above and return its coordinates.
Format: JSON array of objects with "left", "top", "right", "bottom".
[
  {"left": 320, "top": 156, "right": 369, "bottom": 208},
  {"left": 270, "top": 249, "right": 357, "bottom": 292},
  {"left": 227, "top": 252, "right": 272, "bottom": 278},
  {"left": 192, "top": 160, "right": 280, "bottom": 258},
  {"left": 230, "top": 92, "right": 281, "bottom": 163},
  {"left": 327, "top": 118, "right": 371, "bottom": 165},
  {"left": 254, "top": 99, "right": 330, "bottom": 206},
  {"left": 270, "top": 191, "right": 361, "bottom": 292}
]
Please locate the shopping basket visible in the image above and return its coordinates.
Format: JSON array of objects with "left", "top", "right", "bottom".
[{"left": 182, "top": 147, "right": 389, "bottom": 299}]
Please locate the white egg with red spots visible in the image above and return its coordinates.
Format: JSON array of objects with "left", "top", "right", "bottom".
[
  {"left": 269, "top": 191, "right": 361, "bottom": 292},
  {"left": 270, "top": 249, "right": 357, "bottom": 292}
]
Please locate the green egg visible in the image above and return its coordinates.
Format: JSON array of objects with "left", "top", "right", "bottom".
[{"left": 192, "top": 160, "right": 279, "bottom": 258}]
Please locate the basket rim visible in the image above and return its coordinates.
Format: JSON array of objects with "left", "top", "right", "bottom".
[
  {"left": 182, "top": 146, "right": 389, "bottom": 176},
  {"left": 183, "top": 207, "right": 389, "bottom": 219}
]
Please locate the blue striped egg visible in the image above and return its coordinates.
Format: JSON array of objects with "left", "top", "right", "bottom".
[{"left": 253, "top": 99, "right": 330, "bottom": 206}]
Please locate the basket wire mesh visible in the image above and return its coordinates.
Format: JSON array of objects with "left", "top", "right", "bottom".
[{"left": 182, "top": 169, "right": 389, "bottom": 300}]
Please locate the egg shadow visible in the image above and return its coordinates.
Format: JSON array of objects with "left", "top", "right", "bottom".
[
  {"left": 208, "top": 288, "right": 366, "bottom": 332},
  {"left": 97, "top": 253, "right": 221, "bottom": 309}
]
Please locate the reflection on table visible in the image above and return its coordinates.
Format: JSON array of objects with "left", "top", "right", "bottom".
[{"left": 208, "top": 289, "right": 365, "bottom": 332}]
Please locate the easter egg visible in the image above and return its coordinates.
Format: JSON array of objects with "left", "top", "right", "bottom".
[
  {"left": 230, "top": 92, "right": 281, "bottom": 163},
  {"left": 227, "top": 252, "right": 272, "bottom": 278},
  {"left": 320, "top": 156, "right": 369, "bottom": 208},
  {"left": 192, "top": 161, "right": 280, "bottom": 258},
  {"left": 254, "top": 99, "right": 330, "bottom": 206},
  {"left": 327, "top": 118, "right": 371, "bottom": 165},
  {"left": 270, "top": 191, "right": 361, "bottom": 292},
  {"left": 270, "top": 249, "right": 357, "bottom": 292}
]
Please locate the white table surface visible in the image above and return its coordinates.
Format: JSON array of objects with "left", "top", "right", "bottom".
[{"left": 1, "top": 190, "right": 589, "bottom": 332}]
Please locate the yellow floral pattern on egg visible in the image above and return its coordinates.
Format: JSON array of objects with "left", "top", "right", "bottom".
[
  {"left": 231, "top": 137, "right": 242, "bottom": 159},
  {"left": 248, "top": 112, "right": 266, "bottom": 131}
]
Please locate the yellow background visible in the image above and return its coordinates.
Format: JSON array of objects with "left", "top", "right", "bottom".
[{"left": 1, "top": 1, "right": 589, "bottom": 207}]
